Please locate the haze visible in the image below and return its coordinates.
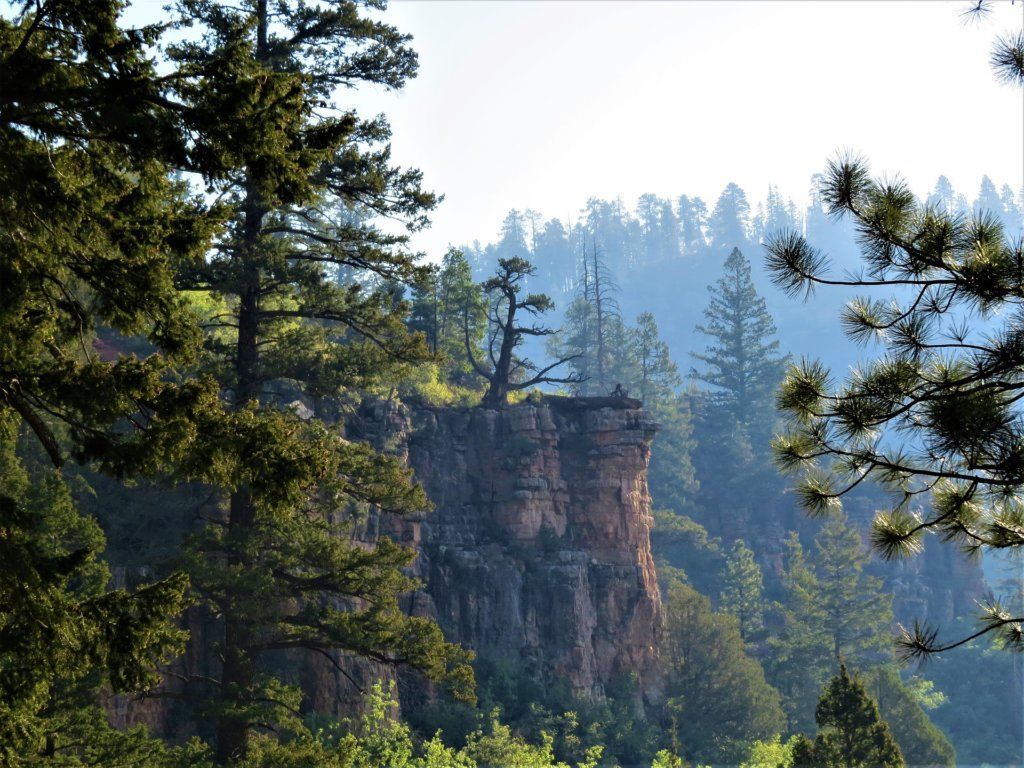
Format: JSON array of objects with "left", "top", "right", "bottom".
[{"left": 342, "top": 0, "right": 1024, "bottom": 256}]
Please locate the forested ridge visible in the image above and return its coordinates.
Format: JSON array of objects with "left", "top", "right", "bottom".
[{"left": 3, "top": 1, "right": 1024, "bottom": 767}]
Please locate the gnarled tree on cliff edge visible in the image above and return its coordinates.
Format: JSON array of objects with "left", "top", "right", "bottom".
[{"left": 467, "top": 257, "right": 582, "bottom": 408}]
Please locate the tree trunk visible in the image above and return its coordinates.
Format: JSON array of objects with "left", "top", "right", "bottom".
[{"left": 215, "top": 0, "right": 266, "bottom": 737}]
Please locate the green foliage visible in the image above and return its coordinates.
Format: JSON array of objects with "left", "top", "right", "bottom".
[
  {"left": 409, "top": 248, "right": 487, "bottom": 393},
  {"left": 470, "top": 258, "right": 578, "bottom": 407},
  {"left": 691, "top": 247, "right": 788, "bottom": 436},
  {"left": 0, "top": 417, "right": 188, "bottom": 765},
  {"left": 719, "top": 539, "right": 764, "bottom": 642},
  {"left": 662, "top": 579, "right": 785, "bottom": 765},
  {"left": 862, "top": 666, "right": 955, "bottom": 768},
  {"left": 792, "top": 665, "right": 904, "bottom": 768},
  {"left": 766, "top": 153, "right": 1024, "bottom": 655},
  {"left": 740, "top": 735, "right": 800, "bottom": 768}
]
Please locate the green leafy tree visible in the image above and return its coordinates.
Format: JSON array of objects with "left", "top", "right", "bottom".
[
  {"left": 792, "top": 665, "right": 904, "bottom": 768},
  {"left": 766, "top": 152, "right": 1024, "bottom": 656},
  {"left": 719, "top": 539, "right": 764, "bottom": 642},
  {"left": 468, "top": 257, "right": 580, "bottom": 407},
  {"left": 167, "top": 1, "right": 474, "bottom": 760},
  {"left": 662, "top": 578, "right": 785, "bottom": 765}
]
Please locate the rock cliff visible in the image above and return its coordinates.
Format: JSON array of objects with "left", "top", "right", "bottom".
[{"left": 398, "top": 397, "right": 663, "bottom": 705}]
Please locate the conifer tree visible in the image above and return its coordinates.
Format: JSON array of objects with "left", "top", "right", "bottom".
[
  {"left": 813, "top": 515, "right": 893, "bottom": 664},
  {"left": 764, "top": 533, "right": 833, "bottom": 734},
  {"left": 166, "top": 2, "right": 473, "bottom": 760},
  {"left": 767, "top": 152, "right": 1024, "bottom": 656},
  {"left": 708, "top": 183, "right": 752, "bottom": 252},
  {"left": 633, "top": 312, "right": 681, "bottom": 406},
  {"left": 792, "top": 665, "right": 904, "bottom": 768},
  {"left": 691, "top": 247, "right": 788, "bottom": 434},
  {"left": 662, "top": 579, "right": 785, "bottom": 765},
  {"left": 0, "top": 0, "right": 223, "bottom": 759},
  {"left": 410, "top": 248, "right": 485, "bottom": 389},
  {"left": 468, "top": 257, "right": 580, "bottom": 407},
  {"left": 719, "top": 539, "right": 764, "bottom": 642}
]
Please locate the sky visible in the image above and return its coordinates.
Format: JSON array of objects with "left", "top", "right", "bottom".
[
  {"left": 123, "top": 0, "right": 1024, "bottom": 257},
  {"left": 342, "top": 0, "right": 1024, "bottom": 257}
]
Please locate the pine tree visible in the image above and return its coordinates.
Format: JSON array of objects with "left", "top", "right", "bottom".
[
  {"left": 468, "top": 257, "right": 580, "bottom": 407},
  {"left": 708, "top": 183, "right": 752, "bottom": 252},
  {"left": 792, "top": 665, "right": 904, "bottom": 768},
  {"left": 863, "top": 666, "right": 956, "bottom": 768},
  {"left": 767, "top": 152, "right": 1024, "bottom": 656},
  {"left": 167, "top": 2, "right": 474, "bottom": 760},
  {"left": 764, "top": 533, "right": 833, "bottom": 734},
  {"left": 0, "top": 1, "right": 224, "bottom": 759},
  {"left": 690, "top": 247, "right": 788, "bottom": 435},
  {"left": 719, "top": 539, "right": 764, "bottom": 642},
  {"left": 632, "top": 312, "right": 681, "bottom": 407},
  {"left": 676, "top": 194, "right": 708, "bottom": 255}
]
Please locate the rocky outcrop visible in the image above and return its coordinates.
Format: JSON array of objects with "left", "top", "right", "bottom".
[{"left": 397, "top": 397, "right": 663, "bottom": 705}]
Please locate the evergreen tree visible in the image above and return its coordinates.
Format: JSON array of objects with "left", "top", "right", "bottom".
[
  {"left": 813, "top": 515, "right": 893, "bottom": 664},
  {"left": 646, "top": 393, "right": 700, "bottom": 517},
  {"left": 719, "top": 539, "right": 764, "bottom": 642},
  {"left": 792, "top": 665, "right": 904, "bottom": 768},
  {"left": 662, "top": 579, "right": 785, "bottom": 765},
  {"left": 863, "top": 666, "right": 956, "bottom": 768},
  {"left": 691, "top": 247, "right": 788, "bottom": 436},
  {"left": 168, "top": 2, "right": 473, "bottom": 760},
  {"left": 0, "top": 0, "right": 225, "bottom": 759},
  {"left": 708, "top": 183, "right": 752, "bottom": 252},
  {"left": 409, "top": 249, "right": 486, "bottom": 391},
  {"left": 764, "top": 533, "right": 833, "bottom": 734},
  {"left": 676, "top": 194, "right": 708, "bottom": 254},
  {"left": 767, "top": 153, "right": 1024, "bottom": 655},
  {"left": 926, "top": 175, "right": 968, "bottom": 216},
  {"left": 632, "top": 313, "right": 681, "bottom": 406}
]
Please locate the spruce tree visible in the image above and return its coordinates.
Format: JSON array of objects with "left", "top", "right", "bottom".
[
  {"left": 792, "top": 665, "right": 904, "bottom": 768},
  {"left": 719, "top": 539, "right": 764, "bottom": 642},
  {"left": 166, "top": 2, "right": 473, "bottom": 760},
  {"left": 691, "top": 247, "right": 788, "bottom": 434}
]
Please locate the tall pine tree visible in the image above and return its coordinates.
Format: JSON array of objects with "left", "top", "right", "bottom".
[{"left": 168, "top": 1, "right": 473, "bottom": 760}]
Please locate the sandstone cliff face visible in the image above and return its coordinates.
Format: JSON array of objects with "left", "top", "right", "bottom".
[{"left": 395, "top": 398, "right": 663, "bottom": 705}]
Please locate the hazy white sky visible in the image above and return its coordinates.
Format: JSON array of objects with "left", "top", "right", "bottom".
[
  {"left": 124, "top": 0, "right": 1024, "bottom": 256},
  {"left": 344, "top": 0, "right": 1024, "bottom": 256}
]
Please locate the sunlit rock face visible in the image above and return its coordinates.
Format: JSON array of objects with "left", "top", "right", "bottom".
[{"left": 392, "top": 397, "right": 664, "bottom": 706}]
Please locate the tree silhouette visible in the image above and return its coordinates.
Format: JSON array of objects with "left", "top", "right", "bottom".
[{"left": 467, "top": 257, "right": 581, "bottom": 408}]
